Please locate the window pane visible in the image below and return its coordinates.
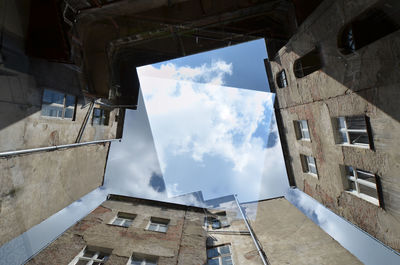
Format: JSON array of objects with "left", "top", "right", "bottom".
[
  {"left": 212, "top": 220, "right": 221, "bottom": 229},
  {"left": 349, "top": 132, "right": 369, "bottom": 145},
  {"left": 359, "top": 184, "right": 378, "bottom": 199},
  {"left": 83, "top": 250, "right": 96, "bottom": 258},
  {"left": 148, "top": 223, "right": 158, "bottom": 231},
  {"left": 97, "top": 253, "right": 108, "bottom": 260},
  {"left": 306, "top": 156, "right": 315, "bottom": 166},
  {"left": 65, "top": 108, "right": 74, "bottom": 118},
  {"left": 219, "top": 245, "right": 230, "bottom": 255},
  {"left": 357, "top": 170, "right": 376, "bottom": 184},
  {"left": 338, "top": 117, "right": 346, "bottom": 129},
  {"left": 309, "top": 165, "right": 317, "bottom": 174},
  {"left": 339, "top": 131, "right": 348, "bottom": 143},
  {"left": 123, "top": 219, "right": 133, "bottom": 227},
  {"left": 65, "top": 95, "right": 75, "bottom": 107},
  {"left": 93, "top": 117, "right": 101, "bottom": 125},
  {"left": 346, "top": 166, "right": 355, "bottom": 176},
  {"left": 207, "top": 248, "right": 219, "bottom": 258},
  {"left": 221, "top": 256, "right": 233, "bottom": 265},
  {"left": 131, "top": 259, "right": 143, "bottom": 265},
  {"left": 42, "top": 105, "right": 63, "bottom": 117},
  {"left": 93, "top": 108, "right": 102, "bottom": 118},
  {"left": 158, "top": 225, "right": 168, "bottom": 232},
  {"left": 302, "top": 130, "right": 310, "bottom": 139},
  {"left": 76, "top": 260, "right": 89, "bottom": 265},
  {"left": 43, "top": 89, "right": 64, "bottom": 104},
  {"left": 113, "top": 218, "right": 123, "bottom": 225},
  {"left": 146, "top": 260, "right": 157, "bottom": 265},
  {"left": 347, "top": 180, "right": 356, "bottom": 191},
  {"left": 346, "top": 116, "right": 366, "bottom": 130},
  {"left": 207, "top": 258, "right": 220, "bottom": 265}
]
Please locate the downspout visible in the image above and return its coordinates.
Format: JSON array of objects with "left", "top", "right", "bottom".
[
  {"left": 234, "top": 194, "right": 270, "bottom": 265},
  {"left": 76, "top": 100, "right": 95, "bottom": 143},
  {"left": 0, "top": 139, "right": 120, "bottom": 157}
]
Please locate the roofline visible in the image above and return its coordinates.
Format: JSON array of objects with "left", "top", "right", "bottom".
[
  {"left": 241, "top": 195, "right": 285, "bottom": 205},
  {"left": 107, "top": 194, "right": 206, "bottom": 212}
]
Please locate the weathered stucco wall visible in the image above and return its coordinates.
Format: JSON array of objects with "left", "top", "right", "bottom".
[
  {"left": 244, "top": 198, "right": 362, "bottom": 265},
  {"left": 0, "top": 71, "right": 120, "bottom": 152},
  {"left": 27, "top": 198, "right": 208, "bottom": 265},
  {"left": 270, "top": 0, "right": 400, "bottom": 251},
  {"left": 0, "top": 143, "right": 109, "bottom": 247}
]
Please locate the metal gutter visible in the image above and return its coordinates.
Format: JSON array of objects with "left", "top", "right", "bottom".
[
  {"left": 0, "top": 139, "right": 120, "bottom": 157},
  {"left": 234, "top": 194, "right": 270, "bottom": 265}
]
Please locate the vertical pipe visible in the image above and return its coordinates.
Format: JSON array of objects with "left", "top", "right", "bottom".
[{"left": 234, "top": 194, "right": 269, "bottom": 265}]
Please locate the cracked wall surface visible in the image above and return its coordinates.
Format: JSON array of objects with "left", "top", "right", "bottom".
[{"left": 270, "top": 0, "right": 400, "bottom": 251}]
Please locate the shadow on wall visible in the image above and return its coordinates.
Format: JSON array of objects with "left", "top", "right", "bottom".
[{"left": 280, "top": 0, "right": 400, "bottom": 123}]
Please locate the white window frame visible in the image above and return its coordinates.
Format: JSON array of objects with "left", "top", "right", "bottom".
[
  {"left": 296, "top": 120, "right": 310, "bottom": 141},
  {"left": 147, "top": 218, "right": 169, "bottom": 233},
  {"left": 68, "top": 247, "right": 109, "bottom": 265},
  {"left": 207, "top": 244, "right": 234, "bottom": 265},
  {"left": 337, "top": 116, "right": 369, "bottom": 148},
  {"left": 127, "top": 256, "right": 158, "bottom": 265},
  {"left": 109, "top": 212, "right": 135, "bottom": 228},
  {"left": 301, "top": 155, "right": 318, "bottom": 177},
  {"left": 41, "top": 89, "right": 76, "bottom": 119},
  {"left": 345, "top": 166, "right": 379, "bottom": 206}
]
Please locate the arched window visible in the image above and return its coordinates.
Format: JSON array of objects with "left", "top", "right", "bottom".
[
  {"left": 293, "top": 48, "right": 322, "bottom": 78},
  {"left": 338, "top": 0, "right": 400, "bottom": 55},
  {"left": 276, "top": 70, "right": 288, "bottom": 88}
]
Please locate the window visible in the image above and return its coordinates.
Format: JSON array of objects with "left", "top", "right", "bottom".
[
  {"left": 295, "top": 120, "right": 310, "bottom": 140},
  {"left": 336, "top": 116, "right": 371, "bottom": 147},
  {"left": 68, "top": 247, "right": 110, "bottom": 265},
  {"left": 92, "top": 108, "right": 110, "bottom": 126},
  {"left": 293, "top": 48, "right": 322, "bottom": 78},
  {"left": 41, "top": 89, "right": 76, "bottom": 119},
  {"left": 345, "top": 166, "right": 380, "bottom": 206},
  {"left": 147, "top": 217, "right": 169, "bottom": 233},
  {"left": 338, "top": 0, "right": 400, "bottom": 54},
  {"left": 128, "top": 256, "right": 157, "bottom": 265},
  {"left": 301, "top": 155, "right": 318, "bottom": 176},
  {"left": 276, "top": 70, "right": 288, "bottom": 88},
  {"left": 204, "top": 212, "right": 229, "bottom": 230},
  {"left": 207, "top": 244, "right": 233, "bottom": 265},
  {"left": 110, "top": 212, "right": 135, "bottom": 227}
]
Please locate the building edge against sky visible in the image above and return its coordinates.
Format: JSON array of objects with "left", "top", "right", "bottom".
[
  {"left": 25, "top": 194, "right": 361, "bottom": 265},
  {"left": 265, "top": 0, "right": 400, "bottom": 252}
]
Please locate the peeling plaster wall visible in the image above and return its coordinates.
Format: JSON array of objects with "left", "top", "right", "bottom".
[
  {"left": 270, "top": 0, "right": 400, "bottom": 251},
  {"left": 0, "top": 143, "right": 109, "bottom": 247},
  {"left": 243, "top": 198, "right": 362, "bottom": 265}
]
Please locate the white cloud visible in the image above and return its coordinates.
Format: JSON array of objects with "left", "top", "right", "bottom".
[{"left": 138, "top": 61, "right": 275, "bottom": 201}]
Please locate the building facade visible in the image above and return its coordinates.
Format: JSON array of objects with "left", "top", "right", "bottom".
[
  {"left": 266, "top": 0, "right": 400, "bottom": 251},
  {"left": 0, "top": 0, "right": 126, "bottom": 247},
  {"left": 25, "top": 194, "right": 361, "bottom": 265}
]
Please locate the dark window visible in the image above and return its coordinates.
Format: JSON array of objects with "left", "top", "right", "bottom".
[
  {"left": 41, "top": 89, "right": 76, "bottom": 119},
  {"left": 338, "top": 0, "right": 400, "bottom": 54},
  {"left": 276, "top": 70, "right": 288, "bottom": 88},
  {"left": 92, "top": 108, "right": 110, "bottom": 126},
  {"left": 293, "top": 48, "right": 322, "bottom": 78}
]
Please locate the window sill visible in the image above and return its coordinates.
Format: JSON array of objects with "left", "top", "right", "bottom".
[
  {"left": 345, "top": 190, "right": 380, "bottom": 206},
  {"left": 106, "top": 223, "right": 130, "bottom": 228},
  {"left": 338, "top": 143, "right": 370, "bottom": 149},
  {"left": 300, "top": 138, "right": 311, "bottom": 142},
  {"left": 306, "top": 172, "right": 319, "bottom": 179}
]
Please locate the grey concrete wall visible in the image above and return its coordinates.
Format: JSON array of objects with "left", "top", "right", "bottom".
[
  {"left": 244, "top": 198, "right": 362, "bottom": 265},
  {"left": 270, "top": 0, "right": 400, "bottom": 251},
  {"left": 0, "top": 143, "right": 109, "bottom": 247}
]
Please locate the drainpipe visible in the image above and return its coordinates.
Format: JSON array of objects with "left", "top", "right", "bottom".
[
  {"left": 234, "top": 194, "right": 270, "bottom": 265},
  {"left": 0, "top": 139, "right": 120, "bottom": 157}
]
